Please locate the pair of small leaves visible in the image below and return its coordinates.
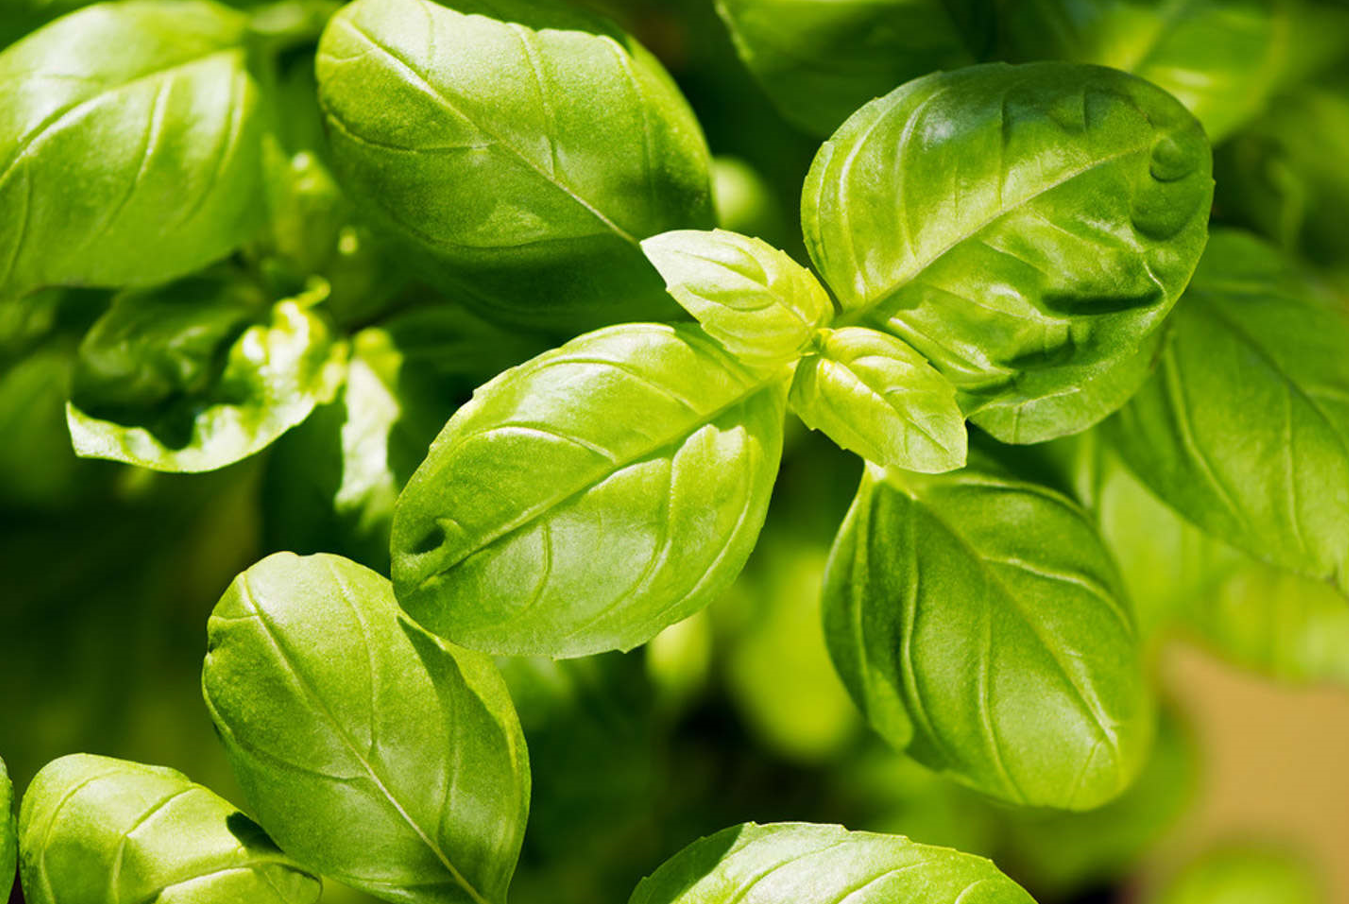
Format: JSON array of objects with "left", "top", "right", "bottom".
[
  {"left": 1106, "top": 230, "right": 1349, "bottom": 596},
  {"left": 202, "top": 552, "right": 531, "bottom": 904},
  {"left": 0, "top": 0, "right": 268, "bottom": 299},
  {"left": 16, "top": 754, "right": 321, "bottom": 904},
  {"left": 642, "top": 228, "right": 967, "bottom": 475},
  {"left": 315, "top": 0, "right": 714, "bottom": 331},
  {"left": 631, "top": 822, "right": 1035, "bottom": 904},
  {"left": 823, "top": 456, "right": 1151, "bottom": 810},
  {"left": 66, "top": 275, "right": 346, "bottom": 472}
]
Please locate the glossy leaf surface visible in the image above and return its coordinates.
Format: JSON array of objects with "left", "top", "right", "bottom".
[
  {"left": 316, "top": 0, "right": 713, "bottom": 329},
  {"left": 392, "top": 323, "right": 787, "bottom": 658},
  {"left": 823, "top": 459, "right": 1150, "bottom": 809},
  {"left": 0, "top": 0, "right": 266, "bottom": 299},
  {"left": 641, "top": 229, "right": 831, "bottom": 373},
  {"left": 629, "top": 822, "right": 1036, "bottom": 904},
  {"left": 715, "top": 0, "right": 993, "bottom": 136},
  {"left": 202, "top": 552, "right": 530, "bottom": 904},
  {"left": 17, "top": 754, "right": 320, "bottom": 904},
  {"left": 1107, "top": 231, "right": 1349, "bottom": 594},
  {"left": 789, "top": 327, "right": 966, "bottom": 473},
  {"left": 803, "top": 62, "right": 1211, "bottom": 440},
  {"left": 67, "top": 277, "right": 346, "bottom": 472}
]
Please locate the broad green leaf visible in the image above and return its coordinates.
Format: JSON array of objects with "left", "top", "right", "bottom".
[
  {"left": 16, "top": 753, "right": 320, "bottom": 904},
  {"left": 1106, "top": 231, "right": 1349, "bottom": 594},
  {"left": 714, "top": 0, "right": 994, "bottom": 137},
  {"left": 802, "top": 62, "right": 1212, "bottom": 443},
  {"left": 67, "top": 276, "right": 347, "bottom": 472},
  {"left": 0, "top": 1, "right": 97, "bottom": 47},
  {"left": 789, "top": 326, "right": 966, "bottom": 473},
  {"left": 1, "top": 757, "right": 13, "bottom": 902},
  {"left": 0, "top": 0, "right": 267, "bottom": 299},
  {"left": 629, "top": 822, "right": 1035, "bottom": 904},
  {"left": 316, "top": 0, "right": 713, "bottom": 330},
  {"left": 823, "top": 459, "right": 1151, "bottom": 809},
  {"left": 1155, "top": 845, "right": 1326, "bottom": 904},
  {"left": 391, "top": 323, "right": 788, "bottom": 658},
  {"left": 641, "top": 229, "right": 832, "bottom": 372},
  {"left": 202, "top": 552, "right": 530, "bottom": 904}
]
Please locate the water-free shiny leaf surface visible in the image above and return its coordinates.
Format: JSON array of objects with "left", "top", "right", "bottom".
[
  {"left": 823, "top": 459, "right": 1151, "bottom": 809},
  {"left": 17, "top": 754, "right": 321, "bottom": 904},
  {"left": 202, "top": 552, "right": 530, "bottom": 904},
  {"left": 392, "top": 323, "right": 787, "bottom": 658},
  {"left": 803, "top": 62, "right": 1211, "bottom": 441},
  {"left": 0, "top": 1, "right": 266, "bottom": 298},
  {"left": 316, "top": 0, "right": 713, "bottom": 330}
]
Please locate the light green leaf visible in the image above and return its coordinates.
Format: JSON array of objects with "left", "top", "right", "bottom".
[
  {"left": 1106, "top": 230, "right": 1349, "bottom": 595},
  {"left": 714, "top": 0, "right": 994, "bottom": 137},
  {"left": 16, "top": 754, "right": 320, "bottom": 904},
  {"left": 789, "top": 326, "right": 966, "bottom": 473},
  {"left": 316, "top": 0, "right": 713, "bottom": 330},
  {"left": 641, "top": 229, "right": 832, "bottom": 372},
  {"left": 67, "top": 276, "right": 346, "bottom": 472},
  {"left": 392, "top": 323, "right": 788, "bottom": 658},
  {"left": 629, "top": 822, "right": 1035, "bottom": 904},
  {"left": 1001, "top": 0, "right": 1348, "bottom": 143},
  {"left": 0, "top": 0, "right": 267, "bottom": 299},
  {"left": 1, "top": 757, "right": 13, "bottom": 903},
  {"left": 802, "top": 62, "right": 1211, "bottom": 442},
  {"left": 823, "top": 459, "right": 1151, "bottom": 809},
  {"left": 1155, "top": 845, "right": 1326, "bottom": 904},
  {"left": 202, "top": 552, "right": 530, "bottom": 904}
]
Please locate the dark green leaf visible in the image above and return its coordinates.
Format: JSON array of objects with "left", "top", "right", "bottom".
[
  {"left": 802, "top": 61, "right": 1212, "bottom": 443},
  {"left": 391, "top": 323, "right": 788, "bottom": 658},
  {"left": 16, "top": 754, "right": 321, "bottom": 904},
  {"left": 823, "top": 459, "right": 1151, "bottom": 809},
  {"left": 1, "top": 757, "right": 13, "bottom": 903},
  {"left": 202, "top": 552, "right": 530, "bottom": 904},
  {"left": 1106, "top": 230, "right": 1349, "bottom": 594},
  {"left": 629, "top": 822, "right": 1035, "bottom": 904},
  {"left": 0, "top": 0, "right": 267, "bottom": 298},
  {"left": 715, "top": 0, "right": 994, "bottom": 136},
  {"left": 67, "top": 276, "right": 346, "bottom": 472},
  {"left": 316, "top": 0, "right": 713, "bottom": 330}
]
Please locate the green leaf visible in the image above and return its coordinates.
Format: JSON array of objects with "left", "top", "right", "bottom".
[
  {"left": 16, "top": 753, "right": 321, "bottom": 904},
  {"left": 1106, "top": 230, "right": 1349, "bottom": 595},
  {"left": 641, "top": 229, "right": 832, "bottom": 372},
  {"left": 629, "top": 822, "right": 1035, "bottom": 904},
  {"left": 391, "top": 323, "right": 788, "bottom": 658},
  {"left": 67, "top": 276, "right": 347, "bottom": 472},
  {"left": 1155, "top": 845, "right": 1326, "bottom": 904},
  {"left": 0, "top": 0, "right": 267, "bottom": 299},
  {"left": 202, "top": 552, "right": 530, "bottom": 904},
  {"left": 789, "top": 326, "right": 966, "bottom": 473},
  {"left": 1, "top": 757, "right": 13, "bottom": 903},
  {"left": 802, "top": 61, "right": 1212, "bottom": 443},
  {"left": 714, "top": 0, "right": 994, "bottom": 137},
  {"left": 823, "top": 459, "right": 1151, "bottom": 809},
  {"left": 316, "top": 0, "right": 713, "bottom": 331},
  {"left": 1001, "top": 0, "right": 1348, "bottom": 143}
]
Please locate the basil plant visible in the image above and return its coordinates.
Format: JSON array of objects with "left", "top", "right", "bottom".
[{"left": 2, "top": 0, "right": 1347, "bottom": 903}]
